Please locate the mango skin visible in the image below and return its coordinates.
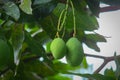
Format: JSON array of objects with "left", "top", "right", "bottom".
[
  {"left": 66, "top": 37, "right": 84, "bottom": 66},
  {"left": 50, "top": 38, "right": 66, "bottom": 59},
  {"left": 0, "top": 39, "right": 11, "bottom": 70}
]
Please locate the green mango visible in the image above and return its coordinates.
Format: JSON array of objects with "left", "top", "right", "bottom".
[
  {"left": 50, "top": 38, "right": 66, "bottom": 59},
  {"left": 0, "top": 39, "right": 11, "bottom": 70},
  {"left": 66, "top": 37, "right": 84, "bottom": 66}
]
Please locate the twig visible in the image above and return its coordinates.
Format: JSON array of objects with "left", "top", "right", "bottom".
[
  {"left": 85, "top": 53, "right": 106, "bottom": 60},
  {"left": 94, "top": 60, "right": 107, "bottom": 74},
  {"left": 100, "top": 6, "right": 120, "bottom": 13},
  {"left": 85, "top": 53, "right": 120, "bottom": 73},
  {"left": 94, "top": 55, "right": 120, "bottom": 73}
]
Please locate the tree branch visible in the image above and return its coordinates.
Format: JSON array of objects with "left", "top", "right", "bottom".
[
  {"left": 100, "top": 6, "right": 120, "bottom": 13},
  {"left": 93, "top": 55, "right": 120, "bottom": 73},
  {"left": 85, "top": 53, "right": 106, "bottom": 60},
  {"left": 22, "top": 52, "right": 120, "bottom": 74}
]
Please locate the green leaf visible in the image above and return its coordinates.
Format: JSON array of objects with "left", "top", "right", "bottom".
[
  {"left": 71, "top": 0, "right": 83, "bottom": 11},
  {"left": 81, "top": 57, "right": 88, "bottom": 68},
  {"left": 24, "top": 31, "right": 50, "bottom": 62},
  {"left": 114, "top": 53, "right": 120, "bottom": 79},
  {"left": 64, "top": 72, "right": 115, "bottom": 80},
  {"left": 0, "top": 39, "right": 11, "bottom": 70},
  {"left": 0, "top": 0, "right": 9, "bottom": 4},
  {"left": 86, "top": 33, "right": 107, "bottom": 42},
  {"left": 53, "top": 61, "right": 80, "bottom": 73},
  {"left": 24, "top": 31, "right": 44, "bottom": 56},
  {"left": 33, "top": 0, "right": 52, "bottom": 5},
  {"left": 10, "top": 24, "right": 24, "bottom": 65},
  {"left": 82, "top": 33, "right": 106, "bottom": 52},
  {"left": 85, "top": 0, "right": 100, "bottom": 16},
  {"left": 104, "top": 68, "right": 116, "bottom": 78},
  {"left": 33, "top": 30, "right": 50, "bottom": 44},
  {"left": 19, "top": 0, "right": 32, "bottom": 14},
  {"left": 53, "top": 3, "right": 99, "bottom": 31},
  {"left": 3, "top": 2, "right": 20, "bottom": 21},
  {"left": 25, "top": 23, "right": 41, "bottom": 35},
  {"left": 84, "top": 39, "right": 100, "bottom": 52},
  {"left": 23, "top": 60, "right": 56, "bottom": 77},
  {"left": 14, "top": 62, "right": 42, "bottom": 80},
  {"left": 100, "top": 0, "right": 120, "bottom": 6},
  {"left": 33, "top": 0, "right": 58, "bottom": 19},
  {"left": 45, "top": 41, "right": 52, "bottom": 53},
  {"left": 40, "top": 14, "right": 57, "bottom": 38}
]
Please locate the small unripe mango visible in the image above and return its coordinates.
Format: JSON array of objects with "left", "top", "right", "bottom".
[
  {"left": 66, "top": 37, "right": 84, "bottom": 66},
  {"left": 50, "top": 38, "right": 66, "bottom": 59}
]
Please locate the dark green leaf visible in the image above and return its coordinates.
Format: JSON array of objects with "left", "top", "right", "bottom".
[
  {"left": 24, "top": 31, "right": 45, "bottom": 56},
  {"left": 71, "top": 0, "right": 83, "bottom": 11},
  {"left": 23, "top": 60, "right": 56, "bottom": 77},
  {"left": 84, "top": 38, "right": 100, "bottom": 52},
  {"left": 86, "top": 33, "right": 107, "bottom": 42},
  {"left": 53, "top": 3, "right": 99, "bottom": 31},
  {"left": 19, "top": 0, "right": 32, "bottom": 14},
  {"left": 33, "top": 0, "right": 58, "bottom": 19},
  {"left": 14, "top": 62, "right": 42, "bottom": 80},
  {"left": 53, "top": 61, "right": 80, "bottom": 73},
  {"left": 82, "top": 33, "right": 107, "bottom": 52},
  {"left": 3, "top": 2, "right": 20, "bottom": 21},
  {"left": 33, "top": 0, "right": 52, "bottom": 5},
  {"left": 85, "top": 0, "right": 100, "bottom": 16},
  {"left": 0, "top": 39, "right": 11, "bottom": 70},
  {"left": 33, "top": 30, "right": 50, "bottom": 44},
  {"left": 18, "top": 12, "right": 36, "bottom": 23},
  {"left": 114, "top": 53, "right": 120, "bottom": 79},
  {"left": 104, "top": 68, "right": 116, "bottom": 78},
  {"left": 100, "top": 0, "right": 120, "bottom": 6},
  {"left": 40, "top": 14, "right": 57, "bottom": 38},
  {"left": 24, "top": 31, "right": 50, "bottom": 63},
  {"left": 0, "top": 0, "right": 9, "bottom": 4},
  {"left": 10, "top": 24, "right": 24, "bottom": 65}
]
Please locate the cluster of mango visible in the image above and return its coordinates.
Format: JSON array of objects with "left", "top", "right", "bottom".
[{"left": 50, "top": 37, "right": 84, "bottom": 66}]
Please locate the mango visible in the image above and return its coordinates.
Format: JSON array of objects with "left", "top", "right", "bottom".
[
  {"left": 50, "top": 38, "right": 66, "bottom": 59},
  {"left": 0, "top": 39, "right": 11, "bottom": 70},
  {"left": 66, "top": 37, "right": 84, "bottom": 66}
]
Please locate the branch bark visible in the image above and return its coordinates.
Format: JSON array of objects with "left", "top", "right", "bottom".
[
  {"left": 100, "top": 6, "right": 120, "bottom": 13},
  {"left": 85, "top": 53, "right": 120, "bottom": 73},
  {"left": 85, "top": 53, "right": 106, "bottom": 60}
]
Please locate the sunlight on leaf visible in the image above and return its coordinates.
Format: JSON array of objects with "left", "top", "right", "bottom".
[{"left": 19, "top": 0, "right": 32, "bottom": 14}]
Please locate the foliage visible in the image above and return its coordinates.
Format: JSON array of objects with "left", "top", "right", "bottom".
[{"left": 0, "top": 0, "right": 120, "bottom": 80}]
